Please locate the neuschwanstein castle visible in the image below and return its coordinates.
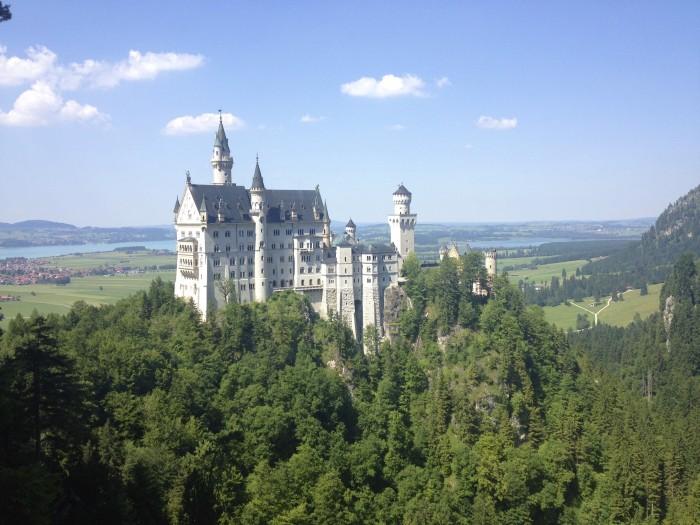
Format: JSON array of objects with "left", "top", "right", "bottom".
[{"left": 173, "top": 117, "right": 416, "bottom": 339}]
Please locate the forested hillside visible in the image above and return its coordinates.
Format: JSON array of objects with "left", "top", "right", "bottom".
[
  {"left": 520, "top": 184, "right": 700, "bottom": 307},
  {"left": 584, "top": 184, "right": 700, "bottom": 279},
  {"left": 1, "top": 250, "right": 699, "bottom": 523}
]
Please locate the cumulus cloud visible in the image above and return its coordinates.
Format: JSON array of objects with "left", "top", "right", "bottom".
[
  {"left": 89, "top": 50, "right": 204, "bottom": 88},
  {"left": 341, "top": 74, "right": 427, "bottom": 98},
  {"left": 0, "top": 45, "right": 204, "bottom": 126},
  {"left": 436, "top": 76, "right": 451, "bottom": 88},
  {"left": 300, "top": 113, "right": 325, "bottom": 123},
  {"left": 0, "top": 81, "right": 108, "bottom": 126},
  {"left": 476, "top": 116, "right": 518, "bottom": 130},
  {"left": 163, "top": 112, "right": 245, "bottom": 135}
]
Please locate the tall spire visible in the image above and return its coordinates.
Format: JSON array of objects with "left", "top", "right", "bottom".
[
  {"left": 211, "top": 111, "right": 234, "bottom": 184},
  {"left": 251, "top": 155, "right": 265, "bottom": 190}
]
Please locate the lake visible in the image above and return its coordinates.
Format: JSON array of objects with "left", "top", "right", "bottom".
[{"left": 0, "top": 240, "right": 175, "bottom": 259}]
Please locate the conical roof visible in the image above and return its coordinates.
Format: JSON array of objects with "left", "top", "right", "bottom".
[
  {"left": 173, "top": 196, "right": 181, "bottom": 213},
  {"left": 394, "top": 184, "right": 411, "bottom": 196},
  {"left": 213, "top": 117, "right": 230, "bottom": 154},
  {"left": 346, "top": 218, "right": 356, "bottom": 229},
  {"left": 251, "top": 159, "right": 265, "bottom": 190}
]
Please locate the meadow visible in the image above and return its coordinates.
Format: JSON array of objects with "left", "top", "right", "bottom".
[
  {"left": 0, "top": 249, "right": 176, "bottom": 328},
  {"left": 541, "top": 283, "right": 663, "bottom": 331}
]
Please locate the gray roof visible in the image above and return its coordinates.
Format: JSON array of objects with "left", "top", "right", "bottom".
[
  {"left": 345, "top": 218, "right": 356, "bottom": 229},
  {"left": 173, "top": 196, "right": 180, "bottom": 213},
  {"left": 186, "top": 183, "right": 327, "bottom": 224},
  {"left": 213, "top": 119, "right": 230, "bottom": 153},
  {"left": 251, "top": 161, "right": 265, "bottom": 190},
  {"left": 393, "top": 184, "right": 411, "bottom": 196}
]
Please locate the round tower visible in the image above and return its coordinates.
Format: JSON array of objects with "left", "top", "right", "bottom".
[
  {"left": 393, "top": 183, "right": 411, "bottom": 215},
  {"left": 250, "top": 158, "right": 268, "bottom": 302},
  {"left": 211, "top": 114, "right": 233, "bottom": 185},
  {"left": 388, "top": 184, "right": 417, "bottom": 264},
  {"left": 485, "top": 249, "right": 497, "bottom": 279}
]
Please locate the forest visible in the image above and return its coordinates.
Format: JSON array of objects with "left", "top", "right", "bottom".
[{"left": 1, "top": 247, "right": 699, "bottom": 524}]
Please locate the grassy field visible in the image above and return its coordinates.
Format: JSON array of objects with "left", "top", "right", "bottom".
[
  {"left": 1, "top": 248, "right": 177, "bottom": 328},
  {"left": 0, "top": 270, "right": 176, "bottom": 328},
  {"left": 36, "top": 250, "right": 174, "bottom": 270},
  {"left": 542, "top": 283, "right": 663, "bottom": 331},
  {"left": 502, "top": 258, "right": 589, "bottom": 285}
]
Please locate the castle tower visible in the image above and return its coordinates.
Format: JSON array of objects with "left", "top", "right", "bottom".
[
  {"left": 345, "top": 218, "right": 356, "bottom": 242},
  {"left": 250, "top": 159, "right": 268, "bottom": 302},
  {"left": 388, "top": 184, "right": 417, "bottom": 266},
  {"left": 485, "top": 249, "right": 497, "bottom": 280},
  {"left": 211, "top": 115, "right": 233, "bottom": 185}
]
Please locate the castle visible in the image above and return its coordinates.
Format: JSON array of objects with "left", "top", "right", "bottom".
[{"left": 173, "top": 117, "right": 416, "bottom": 340}]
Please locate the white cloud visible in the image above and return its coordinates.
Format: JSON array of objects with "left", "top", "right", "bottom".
[
  {"left": 0, "top": 45, "right": 204, "bottom": 127},
  {"left": 387, "top": 124, "right": 405, "bottom": 131},
  {"left": 464, "top": 142, "right": 473, "bottom": 149},
  {"left": 300, "top": 113, "right": 325, "bottom": 123},
  {"left": 0, "top": 45, "right": 57, "bottom": 86},
  {"left": 0, "top": 81, "right": 108, "bottom": 126},
  {"left": 341, "top": 74, "right": 427, "bottom": 98},
  {"left": 89, "top": 50, "right": 204, "bottom": 88},
  {"left": 476, "top": 116, "right": 518, "bottom": 130},
  {"left": 163, "top": 112, "right": 245, "bottom": 135},
  {"left": 436, "top": 76, "right": 451, "bottom": 88}
]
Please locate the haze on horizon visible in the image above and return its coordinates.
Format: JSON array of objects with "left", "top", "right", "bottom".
[{"left": 1, "top": 2, "right": 698, "bottom": 228}]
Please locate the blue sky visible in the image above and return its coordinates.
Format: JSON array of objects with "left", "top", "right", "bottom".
[{"left": 1, "top": 1, "right": 698, "bottom": 227}]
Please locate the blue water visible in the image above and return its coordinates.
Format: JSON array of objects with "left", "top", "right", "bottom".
[{"left": 0, "top": 240, "right": 175, "bottom": 259}]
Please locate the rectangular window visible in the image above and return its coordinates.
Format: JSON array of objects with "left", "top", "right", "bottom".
[
  {"left": 213, "top": 258, "right": 221, "bottom": 267},
  {"left": 286, "top": 229, "right": 293, "bottom": 235},
  {"left": 267, "top": 256, "right": 273, "bottom": 263},
  {"left": 248, "top": 257, "right": 254, "bottom": 264},
  {"left": 214, "top": 245, "right": 220, "bottom": 252},
  {"left": 229, "top": 271, "right": 235, "bottom": 278},
  {"left": 288, "top": 255, "right": 294, "bottom": 262},
  {"left": 297, "top": 229, "right": 304, "bottom": 235},
  {"left": 226, "top": 245, "right": 230, "bottom": 252},
  {"left": 230, "top": 258, "right": 235, "bottom": 265},
  {"left": 309, "top": 228, "right": 316, "bottom": 235},
  {"left": 280, "top": 256, "right": 285, "bottom": 262},
  {"left": 273, "top": 229, "right": 280, "bottom": 236},
  {"left": 271, "top": 243, "right": 276, "bottom": 249},
  {"left": 213, "top": 230, "right": 219, "bottom": 238},
  {"left": 247, "top": 230, "right": 254, "bottom": 237},
  {"left": 225, "top": 230, "right": 231, "bottom": 237},
  {"left": 239, "top": 257, "right": 245, "bottom": 265}
]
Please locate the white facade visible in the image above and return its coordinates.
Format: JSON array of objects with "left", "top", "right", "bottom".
[{"left": 174, "top": 118, "right": 413, "bottom": 340}]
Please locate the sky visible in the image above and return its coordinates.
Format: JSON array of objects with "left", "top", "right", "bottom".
[{"left": 0, "top": 1, "right": 698, "bottom": 227}]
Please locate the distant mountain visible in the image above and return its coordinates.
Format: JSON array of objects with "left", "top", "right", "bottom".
[
  {"left": 584, "top": 184, "right": 700, "bottom": 278},
  {"left": 0, "top": 220, "right": 78, "bottom": 231}
]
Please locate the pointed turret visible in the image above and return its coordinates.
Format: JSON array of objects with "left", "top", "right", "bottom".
[
  {"left": 199, "top": 196, "right": 208, "bottom": 222},
  {"left": 173, "top": 196, "right": 180, "bottom": 214},
  {"left": 251, "top": 158, "right": 265, "bottom": 190},
  {"left": 211, "top": 113, "right": 234, "bottom": 185},
  {"left": 250, "top": 157, "right": 266, "bottom": 212}
]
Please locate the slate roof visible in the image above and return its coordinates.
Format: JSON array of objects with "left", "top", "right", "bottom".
[
  {"left": 393, "top": 184, "right": 411, "bottom": 196},
  {"left": 213, "top": 119, "right": 230, "bottom": 153},
  {"left": 251, "top": 161, "right": 265, "bottom": 190},
  {"left": 345, "top": 218, "right": 356, "bottom": 229},
  {"left": 186, "top": 184, "right": 327, "bottom": 224}
]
